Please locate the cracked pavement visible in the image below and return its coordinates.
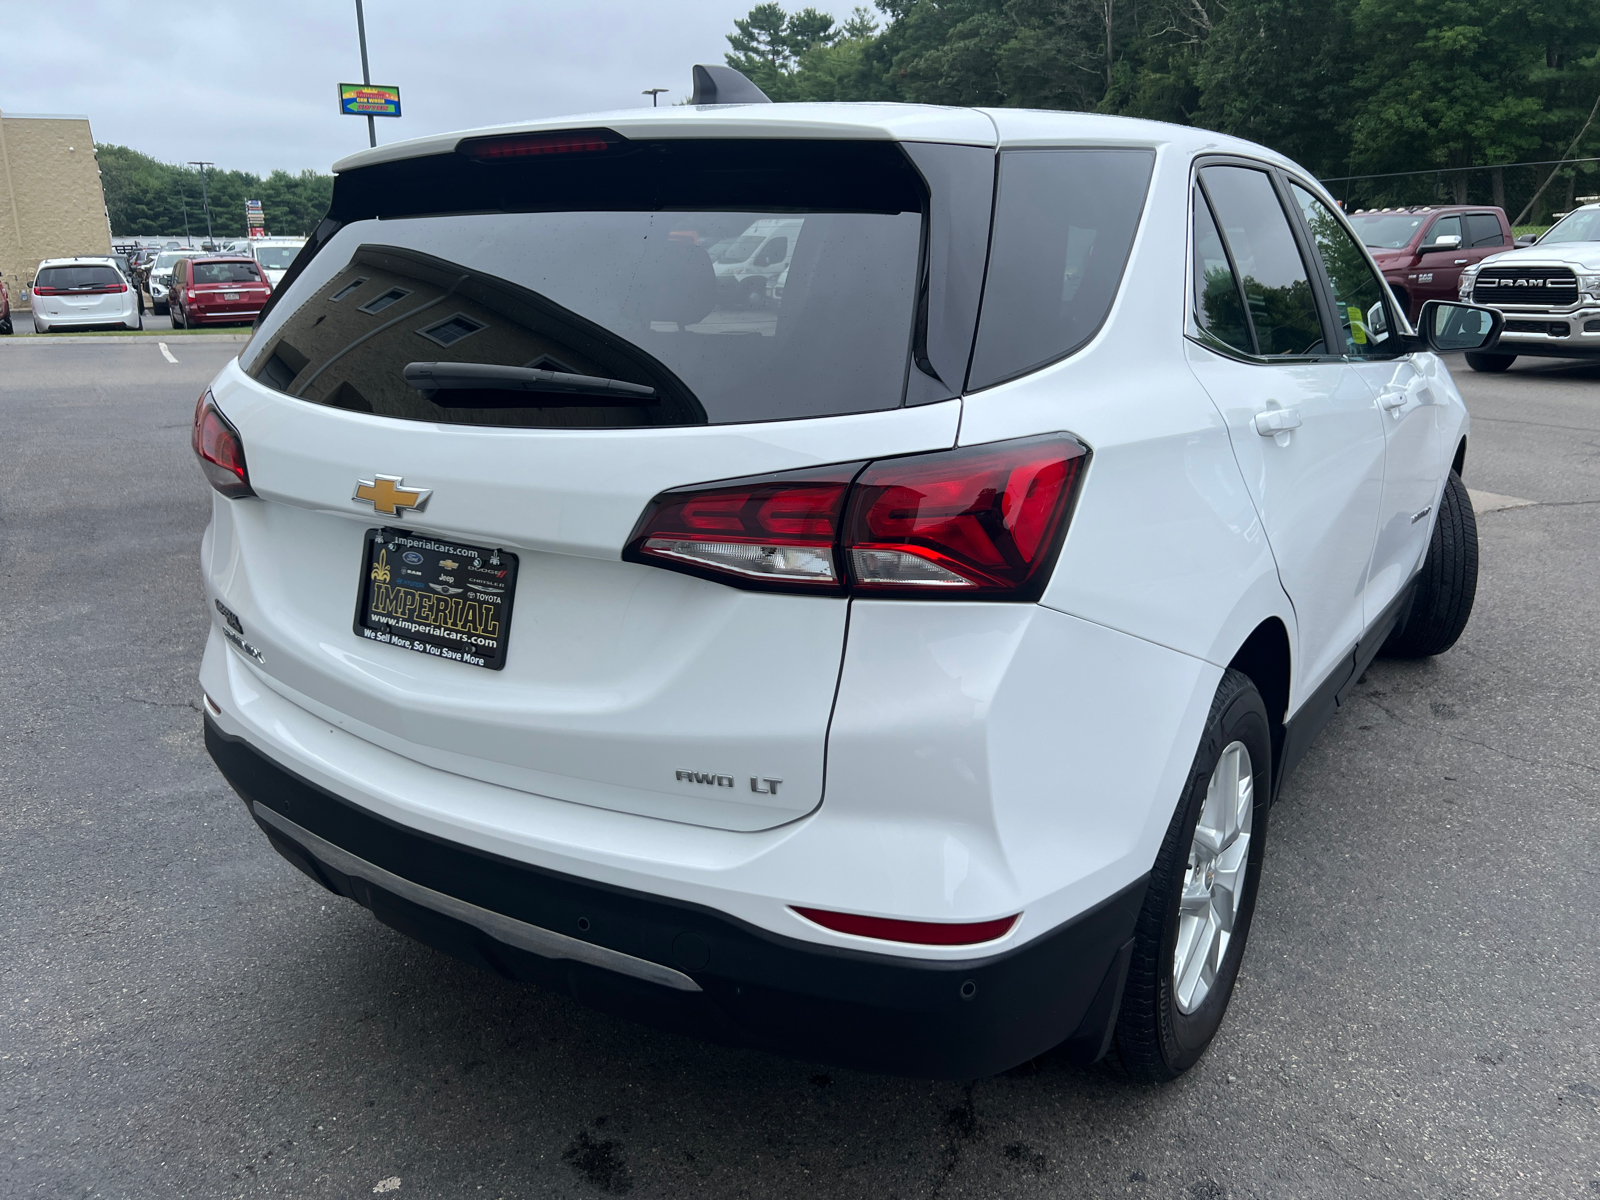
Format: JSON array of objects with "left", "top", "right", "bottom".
[{"left": 1, "top": 342, "right": 1596, "bottom": 1198}]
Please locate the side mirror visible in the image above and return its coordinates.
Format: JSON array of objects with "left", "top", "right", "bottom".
[
  {"left": 1514, "top": 234, "right": 1538, "bottom": 247},
  {"left": 1422, "top": 233, "right": 1462, "bottom": 252},
  {"left": 1417, "top": 299, "right": 1502, "bottom": 353}
]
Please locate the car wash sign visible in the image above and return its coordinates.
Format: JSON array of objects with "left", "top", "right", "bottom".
[{"left": 339, "top": 83, "right": 401, "bottom": 118}]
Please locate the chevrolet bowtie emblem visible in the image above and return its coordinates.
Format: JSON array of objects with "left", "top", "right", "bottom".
[{"left": 353, "top": 474, "right": 432, "bottom": 517}]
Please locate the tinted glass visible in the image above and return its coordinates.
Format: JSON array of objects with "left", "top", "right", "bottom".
[
  {"left": 246, "top": 141, "right": 925, "bottom": 428},
  {"left": 1292, "top": 184, "right": 1392, "bottom": 357},
  {"left": 1422, "top": 216, "right": 1463, "bottom": 248},
  {"left": 36, "top": 265, "right": 121, "bottom": 289},
  {"left": 193, "top": 261, "right": 263, "bottom": 283},
  {"left": 1347, "top": 212, "right": 1428, "bottom": 249},
  {"left": 1540, "top": 208, "right": 1600, "bottom": 242},
  {"left": 253, "top": 246, "right": 300, "bottom": 269},
  {"left": 968, "top": 149, "right": 1155, "bottom": 389},
  {"left": 1200, "top": 166, "right": 1324, "bottom": 357},
  {"left": 1465, "top": 214, "right": 1505, "bottom": 248},
  {"left": 1192, "top": 190, "right": 1253, "bottom": 354}
]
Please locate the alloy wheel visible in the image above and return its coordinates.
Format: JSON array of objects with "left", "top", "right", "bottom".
[{"left": 1173, "top": 739, "right": 1253, "bottom": 1014}]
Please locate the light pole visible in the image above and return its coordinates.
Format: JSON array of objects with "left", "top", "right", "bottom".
[
  {"left": 642, "top": 88, "right": 667, "bottom": 108},
  {"left": 188, "top": 161, "right": 215, "bottom": 245},
  {"left": 355, "top": 0, "right": 376, "bottom": 148}
]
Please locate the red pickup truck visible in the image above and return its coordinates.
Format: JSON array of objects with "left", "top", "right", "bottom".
[{"left": 1345, "top": 205, "right": 1515, "bottom": 323}]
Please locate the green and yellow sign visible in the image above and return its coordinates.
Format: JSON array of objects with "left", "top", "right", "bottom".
[{"left": 339, "top": 83, "right": 401, "bottom": 118}]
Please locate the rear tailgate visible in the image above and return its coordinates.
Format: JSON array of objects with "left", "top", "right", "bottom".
[{"left": 203, "top": 132, "right": 982, "bottom": 832}]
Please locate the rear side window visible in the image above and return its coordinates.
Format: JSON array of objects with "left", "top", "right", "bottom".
[
  {"left": 245, "top": 139, "right": 925, "bottom": 428},
  {"left": 967, "top": 149, "right": 1154, "bottom": 390},
  {"left": 1465, "top": 213, "right": 1505, "bottom": 248},
  {"left": 1198, "top": 166, "right": 1324, "bottom": 357},
  {"left": 194, "top": 261, "right": 262, "bottom": 284},
  {"left": 36, "top": 265, "right": 121, "bottom": 289},
  {"left": 1191, "top": 192, "right": 1253, "bottom": 355}
]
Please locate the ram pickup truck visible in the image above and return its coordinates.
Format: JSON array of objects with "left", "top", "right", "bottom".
[
  {"left": 1453, "top": 202, "right": 1600, "bottom": 371},
  {"left": 1346, "top": 205, "right": 1513, "bottom": 323}
]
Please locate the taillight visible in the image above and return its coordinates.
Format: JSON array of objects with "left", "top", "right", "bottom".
[
  {"left": 624, "top": 464, "right": 859, "bottom": 592},
  {"left": 846, "top": 435, "right": 1087, "bottom": 597},
  {"left": 191, "top": 392, "right": 255, "bottom": 498},
  {"left": 792, "top": 907, "right": 1019, "bottom": 946},
  {"left": 624, "top": 435, "right": 1088, "bottom": 600}
]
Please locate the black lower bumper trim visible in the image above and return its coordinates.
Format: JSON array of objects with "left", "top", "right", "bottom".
[{"left": 205, "top": 717, "right": 1147, "bottom": 1078}]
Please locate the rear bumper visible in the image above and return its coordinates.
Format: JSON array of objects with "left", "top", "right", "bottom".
[{"left": 206, "top": 716, "right": 1146, "bottom": 1078}]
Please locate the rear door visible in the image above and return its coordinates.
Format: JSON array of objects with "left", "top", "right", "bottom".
[
  {"left": 208, "top": 134, "right": 986, "bottom": 832},
  {"left": 1185, "top": 163, "right": 1386, "bottom": 706}
]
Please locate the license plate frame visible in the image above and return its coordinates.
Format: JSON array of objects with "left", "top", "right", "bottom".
[
  {"left": 353, "top": 527, "right": 519, "bottom": 671},
  {"left": 223, "top": 291, "right": 240, "bottom": 301}
]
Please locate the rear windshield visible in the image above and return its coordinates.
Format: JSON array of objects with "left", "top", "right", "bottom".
[
  {"left": 245, "top": 139, "right": 925, "bottom": 428},
  {"left": 194, "top": 261, "right": 262, "bottom": 283},
  {"left": 253, "top": 246, "right": 300, "bottom": 269},
  {"left": 36, "top": 265, "right": 121, "bottom": 289}
]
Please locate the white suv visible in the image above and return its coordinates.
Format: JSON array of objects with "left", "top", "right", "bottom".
[
  {"left": 193, "top": 83, "right": 1501, "bottom": 1081},
  {"left": 29, "top": 257, "right": 142, "bottom": 332}
]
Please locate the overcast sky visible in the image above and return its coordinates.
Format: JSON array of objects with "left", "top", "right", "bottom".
[{"left": 2, "top": 0, "right": 811, "bottom": 176}]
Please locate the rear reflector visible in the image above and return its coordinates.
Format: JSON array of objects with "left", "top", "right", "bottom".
[
  {"left": 624, "top": 435, "right": 1089, "bottom": 600},
  {"left": 793, "top": 907, "right": 1020, "bottom": 946},
  {"left": 458, "top": 129, "right": 619, "bottom": 161},
  {"left": 191, "top": 391, "right": 255, "bottom": 499}
]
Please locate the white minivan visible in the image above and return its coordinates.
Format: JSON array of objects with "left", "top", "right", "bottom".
[
  {"left": 247, "top": 237, "right": 308, "bottom": 289},
  {"left": 193, "top": 78, "right": 1502, "bottom": 1081},
  {"left": 29, "top": 258, "right": 142, "bottom": 332},
  {"left": 710, "top": 218, "right": 803, "bottom": 308}
]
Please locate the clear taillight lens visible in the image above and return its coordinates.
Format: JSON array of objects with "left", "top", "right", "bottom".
[
  {"left": 191, "top": 391, "right": 256, "bottom": 499},
  {"left": 625, "top": 435, "right": 1089, "bottom": 600}
]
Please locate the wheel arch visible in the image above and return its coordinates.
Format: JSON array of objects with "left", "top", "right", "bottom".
[{"left": 1226, "top": 617, "right": 1291, "bottom": 795}]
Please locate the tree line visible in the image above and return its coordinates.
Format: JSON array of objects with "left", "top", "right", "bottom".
[
  {"left": 725, "top": 0, "right": 1600, "bottom": 221},
  {"left": 96, "top": 144, "right": 334, "bottom": 240}
]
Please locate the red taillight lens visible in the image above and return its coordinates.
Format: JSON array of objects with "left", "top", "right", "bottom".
[
  {"left": 191, "top": 392, "right": 255, "bottom": 499},
  {"left": 458, "top": 129, "right": 619, "bottom": 161},
  {"left": 625, "top": 436, "right": 1089, "bottom": 599},
  {"left": 32, "top": 285, "right": 60, "bottom": 295},
  {"left": 845, "top": 435, "right": 1087, "bottom": 597},
  {"left": 792, "top": 907, "right": 1019, "bottom": 946},
  {"left": 624, "top": 467, "right": 858, "bottom": 592}
]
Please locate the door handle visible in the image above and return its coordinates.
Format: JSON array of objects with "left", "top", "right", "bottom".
[
  {"left": 1253, "top": 408, "right": 1302, "bottom": 435},
  {"left": 1378, "top": 389, "right": 1407, "bottom": 410}
]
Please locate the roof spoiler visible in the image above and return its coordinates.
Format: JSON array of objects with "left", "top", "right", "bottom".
[{"left": 689, "top": 65, "right": 772, "bottom": 106}]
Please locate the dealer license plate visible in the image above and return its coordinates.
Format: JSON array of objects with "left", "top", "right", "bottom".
[{"left": 354, "top": 527, "right": 518, "bottom": 670}]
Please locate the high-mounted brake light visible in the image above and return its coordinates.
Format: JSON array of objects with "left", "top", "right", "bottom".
[
  {"left": 793, "top": 907, "right": 1020, "bottom": 946},
  {"left": 191, "top": 391, "right": 255, "bottom": 499},
  {"left": 624, "top": 436, "right": 1089, "bottom": 600},
  {"left": 458, "top": 129, "right": 619, "bottom": 161}
]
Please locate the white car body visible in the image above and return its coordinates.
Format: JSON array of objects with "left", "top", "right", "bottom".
[
  {"left": 246, "top": 237, "right": 307, "bottom": 288},
  {"left": 29, "top": 257, "right": 141, "bottom": 331},
  {"left": 195, "top": 101, "right": 1472, "bottom": 1077},
  {"left": 146, "top": 249, "right": 197, "bottom": 311},
  {"left": 1458, "top": 203, "right": 1600, "bottom": 357}
]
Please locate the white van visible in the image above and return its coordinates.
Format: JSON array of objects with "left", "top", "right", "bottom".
[
  {"left": 710, "top": 218, "right": 802, "bottom": 307},
  {"left": 247, "top": 238, "right": 307, "bottom": 288}
]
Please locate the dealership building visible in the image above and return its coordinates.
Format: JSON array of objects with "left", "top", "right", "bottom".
[{"left": 0, "top": 111, "right": 114, "bottom": 309}]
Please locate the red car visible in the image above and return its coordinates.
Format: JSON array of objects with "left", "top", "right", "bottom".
[
  {"left": 1345, "top": 205, "right": 1513, "bottom": 323},
  {"left": 168, "top": 256, "right": 272, "bottom": 328}
]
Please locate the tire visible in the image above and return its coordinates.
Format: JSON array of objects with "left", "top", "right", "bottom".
[
  {"left": 0, "top": 312, "right": 12, "bottom": 334},
  {"left": 1381, "top": 471, "right": 1478, "bottom": 658},
  {"left": 170, "top": 303, "right": 184, "bottom": 329},
  {"left": 1465, "top": 351, "right": 1515, "bottom": 373},
  {"left": 1114, "top": 668, "right": 1271, "bottom": 1083}
]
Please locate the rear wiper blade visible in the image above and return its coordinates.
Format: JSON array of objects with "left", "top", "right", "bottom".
[{"left": 403, "top": 361, "right": 657, "bottom": 406}]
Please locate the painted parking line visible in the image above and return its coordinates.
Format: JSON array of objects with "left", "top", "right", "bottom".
[
  {"left": 1468, "top": 489, "right": 1536, "bottom": 513},
  {"left": 158, "top": 342, "right": 179, "bottom": 364}
]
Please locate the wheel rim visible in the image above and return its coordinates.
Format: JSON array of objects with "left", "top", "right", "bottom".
[{"left": 1173, "top": 740, "right": 1253, "bottom": 1014}]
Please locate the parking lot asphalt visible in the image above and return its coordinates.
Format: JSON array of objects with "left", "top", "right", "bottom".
[{"left": 2, "top": 341, "right": 1597, "bottom": 1199}]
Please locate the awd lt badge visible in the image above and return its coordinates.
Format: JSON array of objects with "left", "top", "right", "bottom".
[{"left": 353, "top": 474, "right": 431, "bottom": 517}]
